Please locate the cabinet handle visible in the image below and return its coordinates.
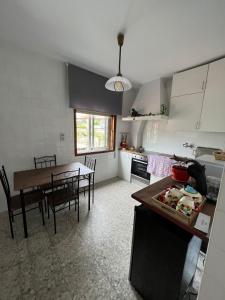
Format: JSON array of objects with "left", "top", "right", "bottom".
[{"left": 202, "top": 81, "right": 205, "bottom": 91}]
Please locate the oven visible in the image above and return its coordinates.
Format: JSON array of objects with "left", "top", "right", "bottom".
[{"left": 131, "top": 157, "right": 150, "bottom": 183}]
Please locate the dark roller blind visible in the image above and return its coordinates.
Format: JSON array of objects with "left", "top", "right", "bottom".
[{"left": 68, "top": 64, "right": 122, "bottom": 115}]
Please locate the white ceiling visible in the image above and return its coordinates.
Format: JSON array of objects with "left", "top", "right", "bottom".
[{"left": 0, "top": 0, "right": 225, "bottom": 85}]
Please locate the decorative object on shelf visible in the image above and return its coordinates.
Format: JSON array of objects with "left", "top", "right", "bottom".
[
  {"left": 128, "top": 106, "right": 168, "bottom": 119},
  {"left": 131, "top": 108, "right": 143, "bottom": 117},
  {"left": 120, "top": 133, "right": 128, "bottom": 149},
  {"left": 160, "top": 104, "right": 168, "bottom": 115},
  {"left": 105, "top": 33, "right": 132, "bottom": 92}
]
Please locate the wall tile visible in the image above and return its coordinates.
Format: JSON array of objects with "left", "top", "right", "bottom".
[
  {"left": 209, "top": 210, "right": 225, "bottom": 253},
  {"left": 198, "top": 273, "right": 225, "bottom": 300}
]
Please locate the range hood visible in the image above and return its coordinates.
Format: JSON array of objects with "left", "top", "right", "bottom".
[
  {"left": 122, "top": 78, "right": 168, "bottom": 121},
  {"left": 124, "top": 78, "right": 169, "bottom": 149}
]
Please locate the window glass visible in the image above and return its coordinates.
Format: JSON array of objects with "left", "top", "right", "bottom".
[{"left": 75, "top": 111, "right": 116, "bottom": 155}]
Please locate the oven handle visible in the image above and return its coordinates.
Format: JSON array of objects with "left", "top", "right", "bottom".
[{"left": 132, "top": 158, "right": 148, "bottom": 165}]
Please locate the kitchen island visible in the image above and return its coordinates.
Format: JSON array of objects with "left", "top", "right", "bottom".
[{"left": 129, "top": 176, "right": 215, "bottom": 300}]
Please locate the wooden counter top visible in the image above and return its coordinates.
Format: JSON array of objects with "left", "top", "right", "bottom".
[{"left": 131, "top": 176, "right": 216, "bottom": 244}]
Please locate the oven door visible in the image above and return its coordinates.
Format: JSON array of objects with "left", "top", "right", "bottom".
[{"left": 131, "top": 158, "right": 150, "bottom": 181}]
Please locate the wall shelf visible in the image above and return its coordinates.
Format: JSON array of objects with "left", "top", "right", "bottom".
[{"left": 122, "top": 115, "right": 168, "bottom": 121}]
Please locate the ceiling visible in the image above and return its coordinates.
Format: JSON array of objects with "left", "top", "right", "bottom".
[{"left": 0, "top": 0, "right": 225, "bottom": 85}]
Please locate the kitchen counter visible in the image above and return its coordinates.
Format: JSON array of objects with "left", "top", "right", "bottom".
[
  {"left": 131, "top": 176, "right": 216, "bottom": 245},
  {"left": 197, "top": 154, "right": 225, "bottom": 167},
  {"left": 129, "top": 176, "right": 216, "bottom": 300},
  {"left": 119, "top": 148, "right": 174, "bottom": 158}
]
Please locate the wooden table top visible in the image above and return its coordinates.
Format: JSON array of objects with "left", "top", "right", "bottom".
[
  {"left": 14, "top": 162, "right": 94, "bottom": 191},
  {"left": 131, "top": 176, "right": 216, "bottom": 244}
]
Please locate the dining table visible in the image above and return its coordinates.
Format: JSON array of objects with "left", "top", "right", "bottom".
[{"left": 14, "top": 162, "right": 94, "bottom": 238}]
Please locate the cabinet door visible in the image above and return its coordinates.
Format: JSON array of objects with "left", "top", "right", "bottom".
[
  {"left": 200, "top": 58, "right": 225, "bottom": 132},
  {"left": 169, "top": 93, "right": 204, "bottom": 131},
  {"left": 171, "top": 65, "right": 208, "bottom": 97},
  {"left": 118, "top": 152, "right": 131, "bottom": 181}
]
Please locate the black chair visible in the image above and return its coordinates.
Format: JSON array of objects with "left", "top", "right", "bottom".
[
  {"left": 46, "top": 169, "right": 80, "bottom": 234},
  {"left": 34, "top": 154, "right": 57, "bottom": 169},
  {"left": 34, "top": 155, "right": 57, "bottom": 211},
  {"left": 0, "top": 166, "right": 45, "bottom": 239},
  {"left": 80, "top": 156, "right": 96, "bottom": 204}
]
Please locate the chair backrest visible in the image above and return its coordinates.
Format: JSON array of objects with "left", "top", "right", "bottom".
[
  {"left": 34, "top": 154, "right": 57, "bottom": 169},
  {"left": 84, "top": 156, "right": 96, "bottom": 171},
  {"left": 51, "top": 169, "right": 80, "bottom": 205},
  {"left": 0, "top": 166, "right": 11, "bottom": 210}
]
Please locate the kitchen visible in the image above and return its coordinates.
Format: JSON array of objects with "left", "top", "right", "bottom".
[
  {"left": 117, "top": 60, "right": 225, "bottom": 299},
  {"left": 0, "top": 1, "right": 225, "bottom": 299}
]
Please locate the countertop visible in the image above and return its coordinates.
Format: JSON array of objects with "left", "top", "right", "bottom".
[
  {"left": 131, "top": 176, "right": 216, "bottom": 245},
  {"left": 197, "top": 154, "right": 225, "bottom": 167},
  {"left": 119, "top": 148, "right": 173, "bottom": 158}
]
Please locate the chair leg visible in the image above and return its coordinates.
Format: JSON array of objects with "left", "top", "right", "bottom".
[
  {"left": 8, "top": 211, "right": 14, "bottom": 239},
  {"left": 44, "top": 197, "right": 47, "bottom": 212},
  {"left": 77, "top": 198, "right": 79, "bottom": 222},
  {"left": 92, "top": 183, "right": 94, "bottom": 204},
  {"left": 48, "top": 202, "right": 50, "bottom": 219},
  {"left": 84, "top": 188, "right": 85, "bottom": 196},
  {"left": 11, "top": 213, "right": 14, "bottom": 223},
  {"left": 69, "top": 201, "right": 70, "bottom": 210},
  {"left": 40, "top": 201, "right": 45, "bottom": 226},
  {"left": 75, "top": 200, "right": 76, "bottom": 211},
  {"left": 53, "top": 208, "right": 56, "bottom": 234}
]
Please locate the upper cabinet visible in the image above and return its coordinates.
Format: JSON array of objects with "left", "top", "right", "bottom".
[
  {"left": 200, "top": 58, "right": 225, "bottom": 132},
  {"left": 169, "top": 93, "right": 203, "bottom": 131},
  {"left": 171, "top": 65, "right": 208, "bottom": 97},
  {"left": 169, "top": 58, "right": 225, "bottom": 132}
]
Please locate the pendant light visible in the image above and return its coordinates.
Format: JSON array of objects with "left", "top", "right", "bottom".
[{"left": 105, "top": 33, "right": 132, "bottom": 92}]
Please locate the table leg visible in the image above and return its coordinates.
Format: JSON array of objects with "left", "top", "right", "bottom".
[
  {"left": 20, "top": 189, "right": 28, "bottom": 238},
  {"left": 88, "top": 173, "right": 91, "bottom": 211}
]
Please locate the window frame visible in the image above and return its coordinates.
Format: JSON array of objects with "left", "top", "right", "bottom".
[{"left": 74, "top": 109, "right": 117, "bottom": 156}]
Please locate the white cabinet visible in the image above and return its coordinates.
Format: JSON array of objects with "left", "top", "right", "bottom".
[
  {"left": 169, "top": 93, "right": 204, "bottom": 131},
  {"left": 200, "top": 58, "right": 225, "bottom": 132},
  {"left": 170, "top": 58, "right": 225, "bottom": 132},
  {"left": 171, "top": 65, "right": 208, "bottom": 97},
  {"left": 118, "top": 151, "right": 132, "bottom": 181}
]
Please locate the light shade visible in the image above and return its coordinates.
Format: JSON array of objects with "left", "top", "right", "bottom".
[{"left": 105, "top": 76, "right": 132, "bottom": 92}]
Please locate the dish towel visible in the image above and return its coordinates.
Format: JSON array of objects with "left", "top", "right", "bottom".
[{"left": 147, "top": 155, "right": 175, "bottom": 177}]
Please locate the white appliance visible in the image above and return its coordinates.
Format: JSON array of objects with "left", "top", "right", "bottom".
[{"left": 197, "top": 155, "right": 225, "bottom": 202}]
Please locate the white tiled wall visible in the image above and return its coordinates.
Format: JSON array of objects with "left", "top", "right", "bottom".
[
  {"left": 142, "top": 120, "right": 225, "bottom": 157},
  {"left": 0, "top": 39, "right": 125, "bottom": 212},
  {"left": 198, "top": 169, "right": 225, "bottom": 300}
]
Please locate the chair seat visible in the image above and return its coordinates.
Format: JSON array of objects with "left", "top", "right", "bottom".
[
  {"left": 47, "top": 188, "right": 77, "bottom": 208},
  {"left": 10, "top": 190, "right": 43, "bottom": 211},
  {"left": 40, "top": 181, "right": 63, "bottom": 194},
  {"left": 40, "top": 182, "right": 52, "bottom": 192}
]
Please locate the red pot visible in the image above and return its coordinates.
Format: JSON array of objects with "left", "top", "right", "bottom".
[{"left": 171, "top": 165, "right": 189, "bottom": 182}]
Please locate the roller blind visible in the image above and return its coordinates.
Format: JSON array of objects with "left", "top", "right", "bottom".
[{"left": 68, "top": 64, "right": 122, "bottom": 115}]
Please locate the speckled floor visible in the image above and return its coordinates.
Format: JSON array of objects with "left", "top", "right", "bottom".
[{"left": 0, "top": 178, "right": 146, "bottom": 300}]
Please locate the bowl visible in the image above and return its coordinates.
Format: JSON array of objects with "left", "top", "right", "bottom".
[{"left": 171, "top": 165, "right": 189, "bottom": 182}]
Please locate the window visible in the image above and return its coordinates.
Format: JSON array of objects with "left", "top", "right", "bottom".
[{"left": 74, "top": 110, "right": 116, "bottom": 155}]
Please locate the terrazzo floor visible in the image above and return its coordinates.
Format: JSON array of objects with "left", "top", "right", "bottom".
[
  {"left": 0, "top": 177, "right": 204, "bottom": 300},
  {"left": 0, "top": 178, "right": 146, "bottom": 300}
]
